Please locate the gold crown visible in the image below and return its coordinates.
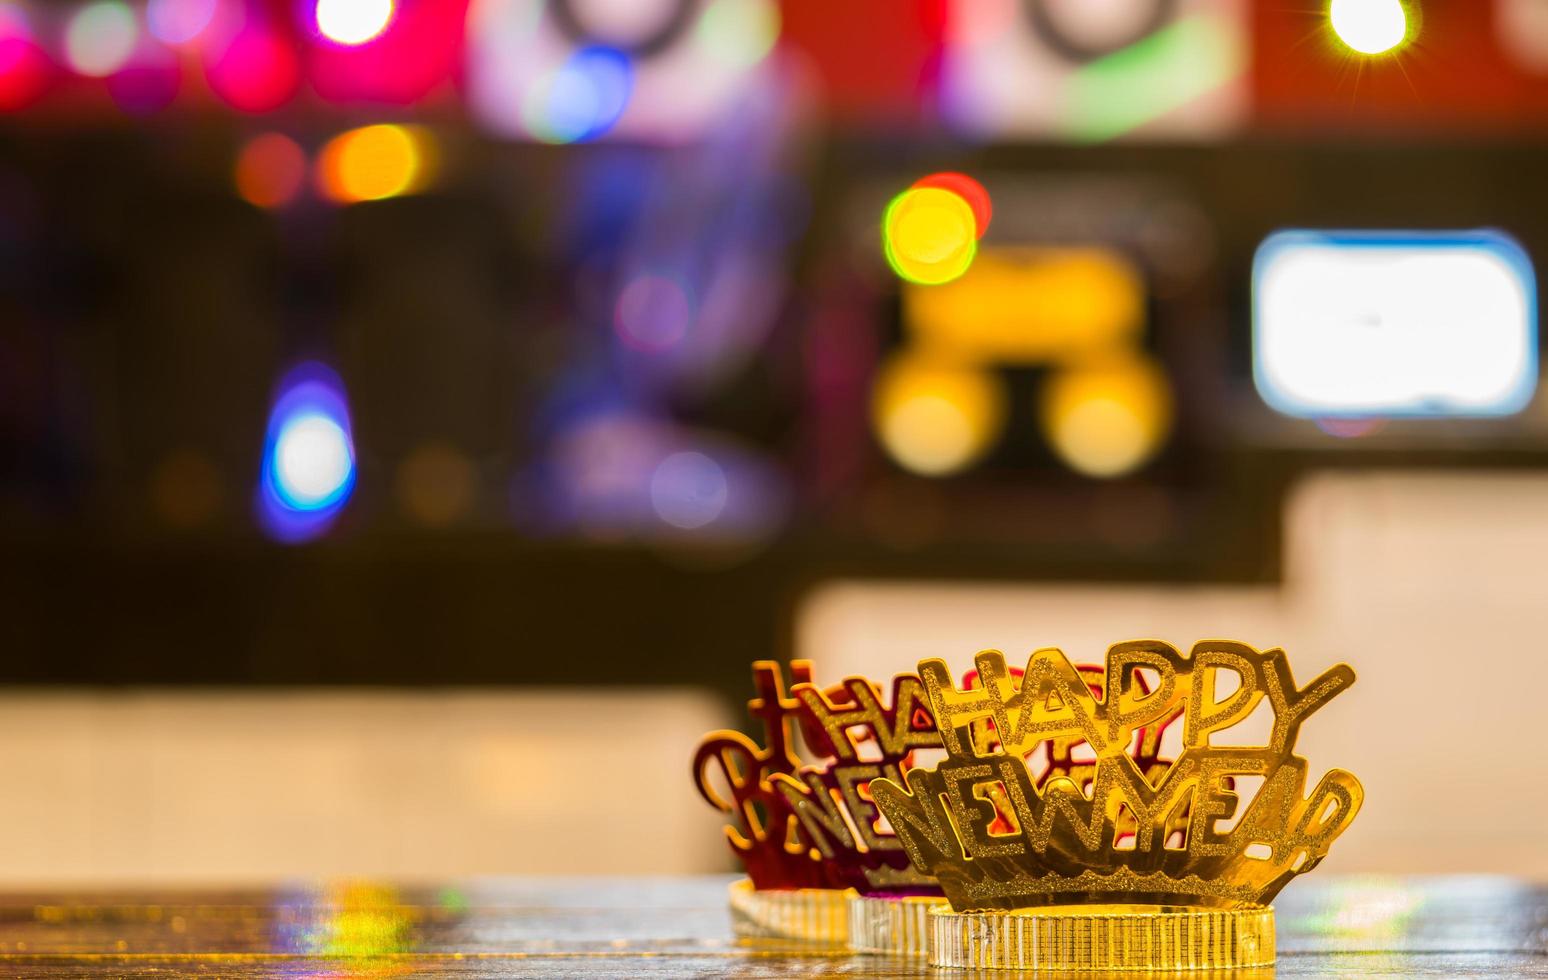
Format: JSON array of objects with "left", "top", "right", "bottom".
[{"left": 870, "top": 639, "right": 1363, "bottom": 912}]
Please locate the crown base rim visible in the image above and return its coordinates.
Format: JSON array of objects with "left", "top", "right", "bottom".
[
  {"left": 727, "top": 878, "right": 851, "bottom": 945},
  {"left": 847, "top": 893, "right": 941, "bottom": 956},
  {"left": 929, "top": 903, "right": 1276, "bottom": 971}
]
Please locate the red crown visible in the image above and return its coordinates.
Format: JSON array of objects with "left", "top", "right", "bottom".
[{"left": 692, "top": 660, "right": 839, "bottom": 890}]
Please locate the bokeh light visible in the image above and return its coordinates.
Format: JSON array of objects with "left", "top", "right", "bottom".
[
  {"left": 258, "top": 362, "right": 356, "bottom": 543},
  {"left": 204, "top": 21, "right": 300, "bottom": 112},
  {"left": 396, "top": 443, "right": 475, "bottom": 526},
  {"left": 530, "top": 412, "right": 786, "bottom": 543},
  {"left": 872, "top": 355, "right": 1006, "bottom": 477},
  {"left": 1329, "top": 0, "right": 1408, "bottom": 55},
  {"left": 523, "top": 45, "right": 632, "bottom": 144},
  {"left": 467, "top": 0, "right": 772, "bottom": 142},
  {"left": 614, "top": 273, "right": 692, "bottom": 352},
  {"left": 1042, "top": 358, "right": 1173, "bottom": 479},
  {"left": 146, "top": 0, "right": 217, "bottom": 45},
  {"left": 463, "top": 0, "right": 548, "bottom": 137},
  {"left": 315, "top": 0, "right": 392, "bottom": 45},
  {"left": 234, "top": 131, "right": 306, "bottom": 208},
  {"left": 911, "top": 172, "right": 991, "bottom": 239},
  {"left": 309, "top": 0, "right": 462, "bottom": 105},
  {"left": 64, "top": 1, "right": 137, "bottom": 78},
  {"left": 276, "top": 416, "right": 352, "bottom": 507},
  {"left": 883, "top": 186, "right": 979, "bottom": 286},
  {"left": 0, "top": 5, "right": 52, "bottom": 110},
  {"left": 695, "top": 0, "right": 780, "bottom": 70},
  {"left": 315, "top": 123, "right": 434, "bottom": 204},
  {"left": 650, "top": 451, "right": 728, "bottom": 530},
  {"left": 106, "top": 38, "right": 181, "bottom": 114},
  {"left": 904, "top": 247, "right": 1144, "bottom": 364}
]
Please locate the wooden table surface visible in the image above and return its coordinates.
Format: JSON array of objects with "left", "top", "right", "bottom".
[{"left": 0, "top": 875, "right": 1541, "bottom": 977}]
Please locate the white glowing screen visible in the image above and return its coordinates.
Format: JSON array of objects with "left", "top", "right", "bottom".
[{"left": 1253, "top": 231, "right": 1537, "bottom": 418}]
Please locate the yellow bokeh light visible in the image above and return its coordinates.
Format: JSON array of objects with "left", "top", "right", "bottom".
[
  {"left": 316, "top": 124, "right": 435, "bottom": 205},
  {"left": 883, "top": 187, "right": 978, "bottom": 285},
  {"left": 1329, "top": 0, "right": 1407, "bottom": 55},
  {"left": 697, "top": 0, "right": 780, "bottom": 70},
  {"left": 1042, "top": 357, "right": 1173, "bottom": 478},
  {"left": 873, "top": 355, "right": 1005, "bottom": 477},
  {"left": 904, "top": 247, "right": 1144, "bottom": 364}
]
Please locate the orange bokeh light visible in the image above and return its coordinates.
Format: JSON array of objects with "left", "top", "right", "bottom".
[
  {"left": 233, "top": 132, "right": 307, "bottom": 209},
  {"left": 315, "top": 124, "right": 434, "bottom": 205}
]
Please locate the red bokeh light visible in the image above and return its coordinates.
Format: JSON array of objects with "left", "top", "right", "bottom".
[
  {"left": 205, "top": 21, "right": 300, "bottom": 113},
  {"left": 778, "top": 0, "right": 946, "bottom": 122},
  {"left": 107, "top": 45, "right": 183, "bottom": 115},
  {"left": 0, "top": 26, "right": 52, "bottom": 111},
  {"left": 308, "top": 0, "right": 467, "bottom": 106},
  {"left": 911, "top": 172, "right": 991, "bottom": 238}
]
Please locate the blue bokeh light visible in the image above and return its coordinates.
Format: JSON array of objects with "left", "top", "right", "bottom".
[
  {"left": 257, "top": 361, "right": 356, "bottom": 543},
  {"left": 535, "top": 45, "right": 633, "bottom": 144}
]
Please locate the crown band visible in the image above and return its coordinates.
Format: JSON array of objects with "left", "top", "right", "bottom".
[
  {"left": 847, "top": 894, "right": 939, "bottom": 956},
  {"left": 727, "top": 878, "right": 850, "bottom": 945},
  {"left": 929, "top": 903, "right": 1276, "bottom": 971}
]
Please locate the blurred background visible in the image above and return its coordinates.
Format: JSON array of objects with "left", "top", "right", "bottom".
[{"left": 2, "top": 0, "right": 1547, "bottom": 883}]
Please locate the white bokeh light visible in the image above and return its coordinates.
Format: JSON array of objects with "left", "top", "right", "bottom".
[
  {"left": 316, "top": 0, "right": 393, "bottom": 45},
  {"left": 275, "top": 414, "right": 354, "bottom": 506},
  {"left": 64, "top": 1, "right": 137, "bottom": 77},
  {"left": 146, "top": 0, "right": 216, "bottom": 44},
  {"left": 1329, "top": 0, "right": 1407, "bottom": 55}
]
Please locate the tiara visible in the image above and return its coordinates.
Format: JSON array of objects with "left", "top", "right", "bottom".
[{"left": 691, "top": 639, "right": 1359, "bottom": 969}]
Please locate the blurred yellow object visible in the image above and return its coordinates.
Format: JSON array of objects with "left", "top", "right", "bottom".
[
  {"left": 1042, "top": 356, "right": 1172, "bottom": 478},
  {"left": 316, "top": 124, "right": 436, "bottom": 205},
  {"left": 883, "top": 187, "right": 978, "bottom": 285},
  {"left": 308, "top": 882, "right": 412, "bottom": 956},
  {"left": 872, "top": 354, "right": 1005, "bottom": 476},
  {"left": 904, "top": 246, "right": 1143, "bottom": 364}
]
